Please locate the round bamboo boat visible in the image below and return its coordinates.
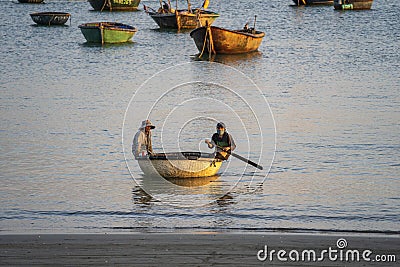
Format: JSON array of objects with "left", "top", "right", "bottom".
[
  {"left": 30, "top": 12, "right": 71, "bottom": 26},
  {"left": 137, "top": 152, "right": 223, "bottom": 178}
]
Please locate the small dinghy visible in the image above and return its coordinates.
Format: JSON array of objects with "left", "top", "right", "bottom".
[
  {"left": 88, "top": 0, "right": 141, "bottom": 11},
  {"left": 144, "top": 1, "right": 219, "bottom": 30},
  {"left": 78, "top": 22, "right": 137, "bottom": 44},
  {"left": 190, "top": 25, "right": 265, "bottom": 55},
  {"left": 137, "top": 152, "right": 223, "bottom": 178}
]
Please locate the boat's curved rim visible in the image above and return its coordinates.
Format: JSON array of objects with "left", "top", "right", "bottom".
[
  {"left": 137, "top": 152, "right": 222, "bottom": 161},
  {"left": 78, "top": 22, "right": 137, "bottom": 32},
  {"left": 149, "top": 9, "right": 219, "bottom": 18},
  {"left": 30, "top": 12, "right": 71, "bottom": 16},
  {"left": 18, "top": 0, "right": 44, "bottom": 3},
  {"left": 190, "top": 26, "right": 265, "bottom": 39}
]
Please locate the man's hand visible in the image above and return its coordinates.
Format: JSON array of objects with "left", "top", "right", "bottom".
[
  {"left": 205, "top": 139, "right": 213, "bottom": 149},
  {"left": 222, "top": 147, "right": 231, "bottom": 152}
]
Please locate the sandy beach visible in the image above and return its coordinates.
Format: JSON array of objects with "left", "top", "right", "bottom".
[{"left": 1, "top": 233, "right": 398, "bottom": 266}]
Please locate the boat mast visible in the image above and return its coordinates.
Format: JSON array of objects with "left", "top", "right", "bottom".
[{"left": 187, "top": 0, "right": 192, "bottom": 12}]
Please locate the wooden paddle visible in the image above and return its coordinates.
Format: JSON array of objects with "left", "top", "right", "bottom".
[{"left": 206, "top": 140, "right": 263, "bottom": 170}]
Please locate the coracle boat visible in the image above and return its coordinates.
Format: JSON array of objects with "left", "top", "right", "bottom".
[
  {"left": 334, "top": 0, "right": 373, "bottom": 10},
  {"left": 190, "top": 25, "right": 265, "bottom": 55},
  {"left": 144, "top": 1, "right": 219, "bottom": 30},
  {"left": 78, "top": 22, "right": 137, "bottom": 44},
  {"left": 30, "top": 12, "right": 71, "bottom": 26},
  {"left": 88, "top": 0, "right": 140, "bottom": 11},
  {"left": 292, "top": 0, "right": 333, "bottom": 5},
  {"left": 137, "top": 152, "right": 223, "bottom": 178},
  {"left": 18, "top": 0, "right": 44, "bottom": 3}
]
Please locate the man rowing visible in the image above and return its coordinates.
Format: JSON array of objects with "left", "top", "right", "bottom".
[{"left": 205, "top": 122, "right": 236, "bottom": 160}]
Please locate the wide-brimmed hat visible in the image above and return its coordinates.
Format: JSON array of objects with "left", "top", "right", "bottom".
[
  {"left": 140, "top": 119, "right": 155, "bottom": 129},
  {"left": 216, "top": 122, "right": 226, "bottom": 129}
]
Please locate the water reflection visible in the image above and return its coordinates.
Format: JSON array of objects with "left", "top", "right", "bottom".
[
  {"left": 216, "top": 193, "right": 235, "bottom": 206},
  {"left": 151, "top": 28, "right": 193, "bottom": 34},
  {"left": 166, "top": 175, "right": 220, "bottom": 187},
  {"left": 132, "top": 186, "right": 154, "bottom": 205},
  {"left": 79, "top": 41, "right": 136, "bottom": 48},
  {"left": 192, "top": 51, "right": 263, "bottom": 63}
]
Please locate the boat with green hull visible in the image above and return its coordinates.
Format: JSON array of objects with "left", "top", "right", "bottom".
[
  {"left": 78, "top": 22, "right": 137, "bottom": 44},
  {"left": 88, "top": 0, "right": 140, "bottom": 11}
]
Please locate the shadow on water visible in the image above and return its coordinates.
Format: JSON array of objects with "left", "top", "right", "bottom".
[
  {"left": 79, "top": 41, "right": 136, "bottom": 48},
  {"left": 87, "top": 9, "right": 142, "bottom": 13},
  {"left": 166, "top": 175, "right": 220, "bottom": 187},
  {"left": 215, "top": 193, "right": 235, "bottom": 207},
  {"left": 132, "top": 186, "right": 155, "bottom": 205},
  {"left": 150, "top": 28, "right": 193, "bottom": 34},
  {"left": 191, "top": 51, "right": 263, "bottom": 64},
  {"left": 30, "top": 24, "right": 70, "bottom": 28}
]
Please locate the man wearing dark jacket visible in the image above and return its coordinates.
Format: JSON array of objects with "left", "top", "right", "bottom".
[{"left": 205, "top": 122, "right": 236, "bottom": 160}]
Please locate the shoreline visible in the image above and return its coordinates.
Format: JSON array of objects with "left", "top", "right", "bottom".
[{"left": 1, "top": 232, "right": 398, "bottom": 266}]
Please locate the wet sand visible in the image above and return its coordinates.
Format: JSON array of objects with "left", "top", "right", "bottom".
[{"left": 1, "top": 233, "right": 399, "bottom": 266}]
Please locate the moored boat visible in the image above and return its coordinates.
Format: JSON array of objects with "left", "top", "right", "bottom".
[
  {"left": 190, "top": 25, "right": 265, "bottom": 55},
  {"left": 88, "top": 0, "right": 141, "bottom": 11},
  {"left": 30, "top": 12, "right": 71, "bottom": 26},
  {"left": 78, "top": 22, "right": 137, "bottom": 44},
  {"left": 147, "top": 9, "right": 219, "bottom": 30},
  {"left": 137, "top": 152, "right": 223, "bottom": 178},
  {"left": 292, "top": 0, "right": 333, "bottom": 5},
  {"left": 333, "top": 0, "right": 373, "bottom": 10},
  {"left": 144, "top": 1, "right": 219, "bottom": 30}
]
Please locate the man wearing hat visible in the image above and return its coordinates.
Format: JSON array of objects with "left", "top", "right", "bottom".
[
  {"left": 205, "top": 122, "right": 236, "bottom": 160},
  {"left": 132, "top": 119, "right": 155, "bottom": 159}
]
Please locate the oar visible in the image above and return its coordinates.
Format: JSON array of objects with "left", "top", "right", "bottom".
[{"left": 215, "top": 144, "right": 263, "bottom": 170}]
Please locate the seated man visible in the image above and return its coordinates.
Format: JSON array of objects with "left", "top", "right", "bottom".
[{"left": 132, "top": 119, "right": 155, "bottom": 159}]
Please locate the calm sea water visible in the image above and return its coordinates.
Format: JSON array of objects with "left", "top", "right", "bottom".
[{"left": 1, "top": 0, "right": 399, "bottom": 233}]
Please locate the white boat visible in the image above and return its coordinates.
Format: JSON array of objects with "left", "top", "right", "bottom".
[{"left": 137, "top": 152, "right": 222, "bottom": 178}]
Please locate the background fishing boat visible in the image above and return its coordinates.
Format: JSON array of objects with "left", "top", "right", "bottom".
[
  {"left": 334, "top": 0, "right": 373, "bottom": 10},
  {"left": 30, "top": 12, "right": 71, "bottom": 26},
  {"left": 292, "top": 0, "right": 333, "bottom": 5},
  {"left": 78, "top": 22, "right": 137, "bottom": 44},
  {"left": 137, "top": 152, "right": 223, "bottom": 178},
  {"left": 147, "top": 9, "right": 219, "bottom": 29},
  {"left": 144, "top": 0, "right": 219, "bottom": 30},
  {"left": 88, "top": 0, "right": 141, "bottom": 11},
  {"left": 190, "top": 25, "right": 265, "bottom": 55}
]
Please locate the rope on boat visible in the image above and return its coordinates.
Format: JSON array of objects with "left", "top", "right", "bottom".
[
  {"left": 101, "top": 0, "right": 112, "bottom": 12},
  {"left": 99, "top": 22, "right": 104, "bottom": 45},
  {"left": 49, "top": 15, "right": 54, "bottom": 26},
  {"left": 175, "top": 10, "right": 181, "bottom": 30},
  {"left": 199, "top": 21, "right": 215, "bottom": 59}
]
